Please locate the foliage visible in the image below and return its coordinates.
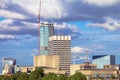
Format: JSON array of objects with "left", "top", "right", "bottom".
[
  {"left": 67, "top": 72, "right": 87, "bottom": 80},
  {"left": 18, "top": 72, "right": 29, "bottom": 80},
  {"left": 57, "top": 74, "right": 67, "bottom": 80},
  {"left": 29, "top": 67, "right": 44, "bottom": 80},
  {"left": 0, "top": 68, "right": 87, "bottom": 80},
  {"left": 1, "top": 76, "right": 10, "bottom": 80},
  {"left": 42, "top": 73, "right": 57, "bottom": 80},
  {"left": 0, "top": 75, "right": 4, "bottom": 80}
]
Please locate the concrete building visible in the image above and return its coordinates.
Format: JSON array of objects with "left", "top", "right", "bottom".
[
  {"left": 78, "top": 69, "right": 119, "bottom": 80},
  {"left": 18, "top": 66, "right": 35, "bottom": 74},
  {"left": 70, "top": 62, "right": 97, "bottom": 75},
  {"left": 34, "top": 55, "right": 66, "bottom": 75},
  {"left": 40, "top": 22, "right": 54, "bottom": 55},
  {"left": 92, "top": 55, "right": 115, "bottom": 69},
  {"left": 104, "top": 65, "right": 120, "bottom": 70},
  {"left": 49, "top": 35, "right": 71, "bottom": 75},
  {"left": 70, "top": 62, "right": 120, "bottom": 80},
  {"left": 34, "top": 55, "right": 59, "bottom": 69}
]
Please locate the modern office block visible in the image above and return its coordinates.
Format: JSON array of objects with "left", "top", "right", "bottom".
[
  {"left": 49, "top": 35, "right": 71, "bottom": 75},
  {"left": 2, "top": 58, "right": 16, "bottom": 75},
  {"left": 92, "top": 55, "right": 115, "bottom": 69},
  {"left": 40, "top": 22, "right": 54, "bottom": 55}
]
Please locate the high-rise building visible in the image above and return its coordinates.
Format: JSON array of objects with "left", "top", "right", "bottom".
[
  {"left": 49, "top": 35, "right": 71, "bottom": 75},
  {"left": 40, "top": 22, "right": 54, "bottom": 55},
  {"left": 2, "top": 58, "right": 16, "bottom": 75},
  {"left": 92, "top": 55, "right": 115, "bottom": 69}
]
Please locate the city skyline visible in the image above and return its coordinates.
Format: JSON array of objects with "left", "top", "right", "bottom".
[{"left": 0, "top": 0, "right": 120, "bottom": 68}]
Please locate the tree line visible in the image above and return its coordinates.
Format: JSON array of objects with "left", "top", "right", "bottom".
[{"left": 0, "top": 68, "right": 87, "bottom": 80}]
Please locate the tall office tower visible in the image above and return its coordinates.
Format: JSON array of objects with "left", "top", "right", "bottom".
[
  {"left": 92, "top": 55, "right": 115, "bottom": 69},
  {"left": 2, "top": 58, "right": 16, "bottom": 75},
  {"left": 40, "top": 22, "right": 54, "bottom": 55},
  {"left": 49, "top": 35, "right": 71, "bottom": 75}
]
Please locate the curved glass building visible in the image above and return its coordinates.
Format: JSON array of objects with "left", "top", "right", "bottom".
[{"left": 40, "top": 22, "right": 54, "bottom": 55}]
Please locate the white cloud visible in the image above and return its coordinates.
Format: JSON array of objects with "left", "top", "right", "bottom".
[
  {"left": 54, "top": 23, "right": 78, "bottom": 32},
  {"left": 0, "top": 9, "right": 26, "bottom": 20},
  {"left": 87, "top": 17, "right": 120, "bottom": 31},
  {"left": 71, "top": 46, "right": 86, "bottom": 53},
  {"left": 0, "top": 34, "right": 15, "bottom": 39},
  {"left": 12, "top": 0, "right": 64, "bottom": 19},
  {"left": 83, "top": 0, "right": 120, "bottom": 7},
  {"left": 0, "top": 19, "right": 38, "bottom": 35}
]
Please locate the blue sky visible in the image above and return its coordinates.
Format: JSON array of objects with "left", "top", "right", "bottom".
[{"left": 0, "top": 0, "right": 120, "bottom": 70}]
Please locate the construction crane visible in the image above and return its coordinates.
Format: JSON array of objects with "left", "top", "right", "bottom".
[{"left": 38, "top": 0, "right": 41, "bottom": 55}]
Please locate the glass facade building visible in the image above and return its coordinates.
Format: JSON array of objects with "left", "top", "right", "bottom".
[
  {"left": 92, "top": 55, "right": 115, "bottom": 69},
  {"left": 40, "top": 22, "right": 54, "bottom": 55},
  {"left": 2, "top": 58, "right": 16, "bottom": 74}
]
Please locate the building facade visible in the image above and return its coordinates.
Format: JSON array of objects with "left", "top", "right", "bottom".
[
  {"left": 70, "top": 63, "right": 120, "bottom": 80},
  {"left": 33, "top": 55, "right": 66, "bottom": 75},
  {"left": 49, "top": 35, "right": 71, "bottom": 75},
  {"left": 92, "top": 55, "right": 115, "bottom": 69},
  {"left": 70, "top": 62, "right": 97, "bottom": 75},
  {"left": 40, "top": 22, "right": 54, "bottom": 55},
  {"left": 2, "top": 58, "right": 16, "bottom": 75},
  {"left": 34, "top": 55, "right": 59, "bottom": 69}
]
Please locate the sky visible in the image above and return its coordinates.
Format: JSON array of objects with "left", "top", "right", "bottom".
[{"left": 0, "top": 0, "right": 120, "bottom": 70}]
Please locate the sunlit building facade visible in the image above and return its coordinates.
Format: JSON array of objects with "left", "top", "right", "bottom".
[
  {"left": 40, "top": 22, "right": 54, "bottom": 55},
  {"left": 2, "top": 58, "right": 16, "bottom": 75},
  {"left": 49, "top": 35, "right": 71, "bottom": 75}
]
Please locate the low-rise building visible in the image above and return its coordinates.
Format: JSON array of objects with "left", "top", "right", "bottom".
[
  {"left": 34, "top": 55, "right": 66, "bottom": 75},
  {"left": 70, "top": 62, "right": 97, "bottom": 75}
]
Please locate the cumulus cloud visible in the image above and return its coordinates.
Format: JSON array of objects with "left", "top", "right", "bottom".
[
  {"left": 0, "top": 9, "right": 26, "bottom": 20},
  {"left": 87, "top": 17, "right": 120, "bottom": 31},
  {"left": 83, "top": 0, "right": 120, "bottom": 7},
  {"left": 54, "top": 23, "right": 78, "bottom": 32},
  {"left": 0, "top": 19, "right": 38, "bottom": 36},
  {"left": 71, "top": 46, "right": 87, "bottom": 54},
  {"left": 1, "top": 0, "right": 120, "bottom": 22},
  {"left": 54, "top": 23, "right": 81, "bottom": 39},
  {"left": 0, "top": 34, "right": 16, "bottom": 41}
]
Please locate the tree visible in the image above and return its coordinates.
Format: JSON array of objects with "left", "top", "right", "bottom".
[
  {"left": 0, "top": 75, "right": 4, "bottom": 80},
  {"left": 18, "top": 72, "right": 29, "bottom": 80},
  {"left": 67, "top": 75, "right": 75, "bottom": 80},
  {"left": 57, "top": 74, "right": 67, "bottom": 80},
  {"left": 11, "top": 73, "right": 21, "bottom": 80},
  {"left": 1, "top": 76, "right": 10, "bottom": 80},
  {"left": 29, "top": 67, "right": 44, "bottom": 80},
  {"left": 67, "top": 72, "right": 87, "bottom": 80},
  {"left": 42, "top": 73, "right": 57, "bottom": 80}
]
